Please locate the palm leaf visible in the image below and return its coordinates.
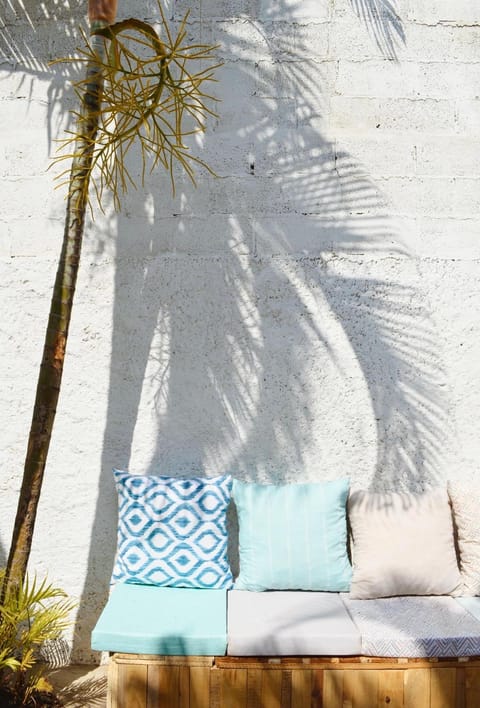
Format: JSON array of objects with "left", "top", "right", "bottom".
[{"left": 52, "top": 1, "right": 221, "bottom": 210}]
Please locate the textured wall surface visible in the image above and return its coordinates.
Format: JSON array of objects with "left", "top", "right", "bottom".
[{"left": 0, "top": 0, "right": 479, "bottom": 662}]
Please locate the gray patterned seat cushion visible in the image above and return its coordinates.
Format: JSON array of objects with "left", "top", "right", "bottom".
[
  {"left": 343, "top": 594, "right": 480, "bottom": 657},
  {"left": 456, "top": 596, "right": 480, "bottom": 623},
  {"left": 227, "top": 590, "right": 362, "bottom": 655}
]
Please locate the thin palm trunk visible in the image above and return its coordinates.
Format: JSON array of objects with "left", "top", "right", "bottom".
[
  {"left": 2, "top": 0, "right": 218, "bottom": 600},
  {"left": 2, "top": 1, "right": 117, "bottom": 597}
]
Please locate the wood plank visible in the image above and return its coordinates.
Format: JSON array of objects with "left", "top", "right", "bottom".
[
  {"left": 323, "top": 670, "right": 344, "bottom": 708},
  {"left": 311, "top": 670, "right": 323, "bottom": 708},
  {"left": 107, "top": 656, "right": 119, "bottom": 708},
  {"left": 179, "top": 666, "right": 190, "bottom": 708},
  {"left": 145, "top": 664, "right": 161, "bottom": 708},
  {"left": 261, "top": 668, "right": 283, "bottom": 708},
  {"left": 114, "top": 654, "right": 214, "bottom": 667},
  {"left": 280, "top": 670, "right": 292, "bottom": 708},
  {"left": 430, "top": 668, "right": 456, "bottom": 708},
  {"left": 404, "top": 668, "right": 430, "bottom": 708},
  {"left": 377, "top": 670, "right": 404, "bottom": 708},
  {"left": 189, "top": 667, "right": 211, "bottom": 708},
  {"left": 246, "top": 669, "right": 263, "bottom": 708},
  {"left": 465, "top": 665, "right": 480, "bottom": 708},
  {"left": 340, "top": 670, "right": 354, "bottom": 708},
  {"left": 342, "top": 669, "right": 379, "bottom": 708},
  {"left": 210, "top": 668, "right": 222, "bottom": 708},
  {"left": 215, "top": 656, "right": 480, "bottom": 671},
  {"left": 116, "top": 654, "right": 214, "bottom": 663},
  {"left": 456, "top": 667, "right": 465, "bottom": 708},
  {"left": 121, "top": 664, "right": 148, "bottom": 708},
  {"left": 220, "top": 668, "right": 247, "bottom": 708},
  {"left": 147, "top": 664, "right": 180, "bottom": 708},
  {"left": 291, "top": 669, "right": 312, "bottom": 708}
]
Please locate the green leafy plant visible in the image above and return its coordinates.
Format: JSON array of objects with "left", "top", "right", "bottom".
[{"left": 0, "top": 570, "right": 75, "bottom": 707}]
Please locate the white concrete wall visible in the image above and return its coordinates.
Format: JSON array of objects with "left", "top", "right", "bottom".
[{"left": 1, "top": 0, "right": 479, "bottom": 661}]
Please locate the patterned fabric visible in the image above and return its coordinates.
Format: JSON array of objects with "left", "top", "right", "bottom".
[
  {"left": 112, "top": 470, "right": 233, "bottom": 589},
  {"left": 343, "top": 594, "right": 480, "bottom": 657},
  {"left": 233, "top": 478, "right": 352, "bottom": 591},
  {"left": 448, "top": 480, "right": 480, "bottom": 595},
  {"left": 457, "top": 596, "right": 480, "bottom": 624}
]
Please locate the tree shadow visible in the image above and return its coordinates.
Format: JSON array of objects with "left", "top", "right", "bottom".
[
  {"left": 69, "top": 0, "right": 453, "bottom": 662},
  {"left": 0, "top": 0, "right": 86, "bottom": 146},
  {"left": 349, "top": 0, "right": 405, "bottom": 59},
  {"left": 0, "top": 0, "right": 456, "bottom": 679},
  {"left": 49, "top": 664, "right": 108, "bottom": 708}
]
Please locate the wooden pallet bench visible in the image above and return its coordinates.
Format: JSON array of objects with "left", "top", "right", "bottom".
[
  {"left": 107, "top": 653, "right": 480, "bottom": 708},
  {"left": 93, "top": 585, "right": 480, "bottom": 708},
  {"left": 93, "top": 476, "right": 480, "bottom": 708}
]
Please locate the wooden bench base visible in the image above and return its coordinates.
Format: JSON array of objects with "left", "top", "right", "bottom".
[{"left": 107, "top": 653, "right": 480, "bottom": 707}]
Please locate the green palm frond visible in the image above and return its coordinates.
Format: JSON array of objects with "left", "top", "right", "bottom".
[
  {"left": 0, "top": 569, "right": 75, "bottom": 700},
  {"left": 0, "top": 648, "right": 21, "bottom": 672},
  {"left": 52, "top": 1, "right": 221, "bottom": 211},
  {"left": 16, "top": 573, "right": 68, "bottom": 610}
]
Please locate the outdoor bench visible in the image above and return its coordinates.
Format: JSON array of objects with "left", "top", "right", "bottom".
[
  {"left": 91, "top": 474, "right": 480, "bottom": 707},
  {"left": 92, "top": 584, "right": 480, "bottom": 708}
]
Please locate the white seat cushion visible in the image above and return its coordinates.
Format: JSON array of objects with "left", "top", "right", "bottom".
[
  {"left": 343, "top": 594, "right": 480, "bottom": 657},
  {"left": 227, "top": 590, "right": 361, "bottom": 656}
]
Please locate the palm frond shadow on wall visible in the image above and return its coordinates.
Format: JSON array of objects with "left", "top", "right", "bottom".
[
  {"left": 1, "top": 0, "right": 451, "bottom": 661},
  {"left": 99, "top": 0, "right": 443, "bottom": 495},
  {"left": 83, "top": 1, "right": 449, "bottom": 663},
  {"left": 0, "top": 1, "right": 88, "bottom": 146}
]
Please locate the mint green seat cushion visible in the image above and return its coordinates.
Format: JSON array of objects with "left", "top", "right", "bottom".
[
  {"left": 233, "top": 478, "right": 352, "bottom": 591},
  {"left": 91, "top": 583, "right": 227, "bottom": 655}
]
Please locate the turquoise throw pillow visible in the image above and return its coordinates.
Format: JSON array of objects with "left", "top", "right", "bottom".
[
  {"left": 233, "top": 478, "right": 352, "bottom": 591},
  {"left": 112, "top": 470, "right": 233, "bottom": 589}
]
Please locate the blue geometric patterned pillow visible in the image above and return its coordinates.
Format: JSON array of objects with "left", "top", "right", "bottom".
[{"left": 112, "top": 470, "right": 233, "bottom": 589}]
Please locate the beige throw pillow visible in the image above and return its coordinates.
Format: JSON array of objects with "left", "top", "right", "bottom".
[
  {"left": 448, "top": 480, "right": 480, "bottom": 596},
  {"left": 348, "top": 487, "right": 462, "bottom": 599}
]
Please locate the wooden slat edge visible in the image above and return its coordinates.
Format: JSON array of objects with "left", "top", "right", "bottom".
[
  {"left": 111, "top": 653, "right": 215, "bottom": 667},
  {"left": 214, "top": 656, "right": 480, "bottom": 670}
]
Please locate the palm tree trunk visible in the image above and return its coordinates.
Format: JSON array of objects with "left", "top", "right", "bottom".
[{"left": 2, "top": 1, "right": 117, "bottom": 597}]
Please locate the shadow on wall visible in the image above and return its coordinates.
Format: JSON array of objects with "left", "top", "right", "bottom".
[
  {"left": 0, "top": 0, "right": 87, "bottom": 145},
  {"left": 70, "top": 0, "right": 454, "bottom": 661},
  {"left": 96, "top": 0, "right": 444, "bottom": 487},
  {"left": 350, "top": 0, "right": 405, "bottom": 59},
  {"left": 0, "top": 0, "right": 454, "bottom": 666}
]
